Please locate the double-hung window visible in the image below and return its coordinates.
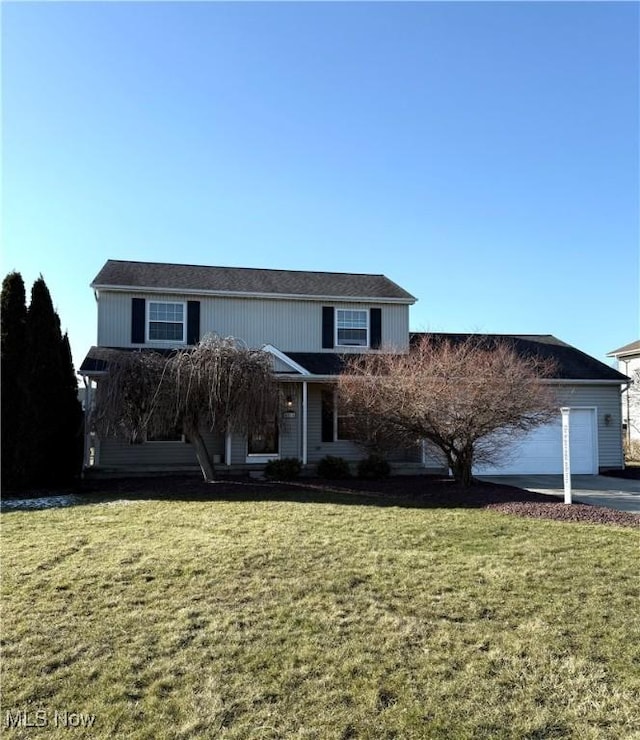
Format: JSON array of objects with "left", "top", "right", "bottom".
[
  {"left": 148, "top": 301, "right": 186, "bottom": 342},
  {"left": 321, "top": 389, "right": 356, "bottom": 442},
  {"left": 336, "top": 309, "right": 368, "bottom": 347},
  {"left": 336, "top": 402, "right": 355, "bottom": 440}
]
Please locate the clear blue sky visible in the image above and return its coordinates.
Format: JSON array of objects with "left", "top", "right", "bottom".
[{"left": 2, "top": 1, "right": 638, "bottom": 373}]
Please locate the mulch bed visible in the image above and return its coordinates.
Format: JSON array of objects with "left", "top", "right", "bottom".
[{"left": 4, "top": 474, "right": 637, "bottom": 529}]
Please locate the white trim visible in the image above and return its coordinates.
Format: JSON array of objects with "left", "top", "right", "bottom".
[
  {"left": 81, "top": 370, "right": 109, "bottom": 378},
  {"left": 332, "top": 388, "right": 355, "bottom": 441},
  {"left": 146, "top": 300, "right": 187, "bottom": 344},
  {"left": 245, "top": 453, "right": 280, "bottom": 463},
  {"left": 92, "top": 284, "right": 416, "bottom": 305},
  {"left": 606, "top": 348, "right": 640, "bottom": 359},
  {"left": 276, "top": 374, "right": 339, "bottom": 383},
  {"left": 575, "top": 405, "right": 599, "bottom": 474},
  {"left": 543, "top": 379, "right": 627, "bottom": 386},
  {"left": 261, "top": 344, "right": 311, "bottom": 375},
  {"left": 302, "top": 381, "right": 308, "bottom": 465}
]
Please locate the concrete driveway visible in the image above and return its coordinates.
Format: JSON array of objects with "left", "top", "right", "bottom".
[{"left": 477, "top": 475, "right": 640, "bottom": 514}]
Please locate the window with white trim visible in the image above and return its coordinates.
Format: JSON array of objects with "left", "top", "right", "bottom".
[
  {"left": 336, "top": 309, "right": 368, "bottom": 347},
  {"left": 322, "top": 389, "right": 357, "bottom": 442},
  {"left": 148, "top": 301, "right": 186, "bottom": 342}
]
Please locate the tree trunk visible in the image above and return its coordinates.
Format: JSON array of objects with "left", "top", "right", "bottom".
[
  {"left": 450, "top": 447, "right": 473, "bottom": 488},
  {"left": 186, "top": 425, "right": 216, "bottom": 482}
]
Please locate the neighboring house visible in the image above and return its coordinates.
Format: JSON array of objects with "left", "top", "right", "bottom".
[
  {"left": 607, "top": 340, "right": 640, "bottom": 446},
  {"left": 79, "top": 259, "right": 629, "bottom": 476}
]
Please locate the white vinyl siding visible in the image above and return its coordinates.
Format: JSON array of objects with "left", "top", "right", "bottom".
[{"left": 96, "top": 292, "right": 410, "bottom": 352}]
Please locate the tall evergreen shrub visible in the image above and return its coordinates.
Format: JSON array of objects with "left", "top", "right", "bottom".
[
  {"left": 1, "top": 272, "right": 27, "bottom": 487},
  {"left": 1, "top": 272, "right": 83, "bottom": 488},
  {"left": 24, "top": 277, "right": 83, "bottom": 485}
]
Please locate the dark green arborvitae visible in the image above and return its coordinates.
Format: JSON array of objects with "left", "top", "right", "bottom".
[
  {"left": 58, "top": 332, "right": 84, "bottom": 482},
  {"left": 1, "top": 272, "right": 28, "bottom": 487},
  {"left": 23, "top": 276, "right": 83, "bottom": 486}
]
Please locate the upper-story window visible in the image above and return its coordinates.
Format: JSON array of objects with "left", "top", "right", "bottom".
[
  {"left": 336, "top": 309, "right": 368, "bottom": 347},
  {"left": 148, "top": 301, "right": 186, "bottom": 342}
]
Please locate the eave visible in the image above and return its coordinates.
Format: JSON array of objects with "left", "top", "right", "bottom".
[
  {"left": 90, "top": 283, "right": 416, "bottom": 305},
  {"left": 542, "top": 378, "right": 630, "bottom": 386}
]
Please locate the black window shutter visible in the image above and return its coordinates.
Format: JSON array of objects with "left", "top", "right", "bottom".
[
  {"left": 370, "top": 308, "right": 382, "bottom": 349},
  {"left": 321, "top": 390, "right": 334, "bottom": 442},
  {"left": 322, "top": 307, "right": 334, "bottom": 349},
  {"left": 131, "top": 298, "right": 146, "bottom": 343},
  {"left": 187, "top": 301, "right": 200, "bottom": 345}
]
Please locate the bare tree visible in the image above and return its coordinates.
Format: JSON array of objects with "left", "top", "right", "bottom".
[
  {"left": 338, "top": 335, "right": 558, "bottom": 487},
  {"left": 92, "top": 335, "right": 280, "bottom": 481}
]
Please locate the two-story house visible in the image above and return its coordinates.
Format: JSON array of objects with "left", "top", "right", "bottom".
[
  {"left": 80, "top": 259, "right": 629, "bottom": 476},
  {"left": 79, "top": 259, "right": 420, "bottom": 473}
]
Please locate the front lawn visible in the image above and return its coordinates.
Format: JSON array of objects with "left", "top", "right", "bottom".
[{"left": 2, "top": 482, "right": 639, "bottom": 738}]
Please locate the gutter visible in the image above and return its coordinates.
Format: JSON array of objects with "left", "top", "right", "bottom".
[
  {"left": 542, "top": 379, "right": 630, "bottom": 386},
  {"left": 90, "top": 284, "right": 416, "bottom": 305},
  {"left": 275, "top": 374, "right": 340, "bottom": 383}
]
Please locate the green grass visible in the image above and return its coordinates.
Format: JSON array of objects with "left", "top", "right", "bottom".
[{"left": 2, "top": 490, "right": 639, "bottom": 739}]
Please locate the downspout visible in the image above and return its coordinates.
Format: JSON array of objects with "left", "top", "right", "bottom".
[
  {"left": 82, "top": 376, "right": 92, "bottom": 473},
  {"left": 624, "top": 360, "right": 632, "bottom": 449},
  {"left": 225, "top": 431, "right": 232, "bottom": 467}
]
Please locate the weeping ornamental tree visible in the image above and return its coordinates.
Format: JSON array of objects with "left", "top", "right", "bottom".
[
  {"left": 338, "top": 335, "right": 558, "bottom": 487},
  {"left": 92, "top": 335, "right": 281, "bottom": 481}
]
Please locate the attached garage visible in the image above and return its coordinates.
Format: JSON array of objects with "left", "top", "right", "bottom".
[
  {"left": 414, "top": 334, "right": 629, "bottom": 476},
  {"left": 474, "top": 407, "right": 598, "bottom": 476}
]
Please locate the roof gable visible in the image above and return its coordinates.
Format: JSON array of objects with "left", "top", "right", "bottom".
[{"left": 91, "top": 260, "right": 416, "bottom": 303}]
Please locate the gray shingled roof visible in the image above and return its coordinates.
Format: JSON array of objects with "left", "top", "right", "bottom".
[
  {"left": 607, "top": 339, "right": 640, "bottom": 357},
  {"left": 82, "top": 335, "right": 629, "bottom": 382},
  {"left": 91, "top": 260, "right": 416, "bottom": 302},
  {"left": 410, "top": 333, "right": 629, "bottom": 382},
  {"left": 79, "top": 346, "right": 178, "bottom": 374}
]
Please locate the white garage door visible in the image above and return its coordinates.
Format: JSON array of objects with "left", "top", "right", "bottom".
[{"left": 474, "top": 408, "right": 598, "bottom": 475}]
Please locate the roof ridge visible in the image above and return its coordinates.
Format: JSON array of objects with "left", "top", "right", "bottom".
[
  {"left": 104, "top": 258, "right": 388, "bottom": 280},
  {"left": 410, "top": 331, "right": 558, "bottom": 339}
]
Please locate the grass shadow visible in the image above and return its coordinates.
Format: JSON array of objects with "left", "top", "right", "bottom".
[{"left": 1, "top": 474, "right": 556, "bottom": 513}]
